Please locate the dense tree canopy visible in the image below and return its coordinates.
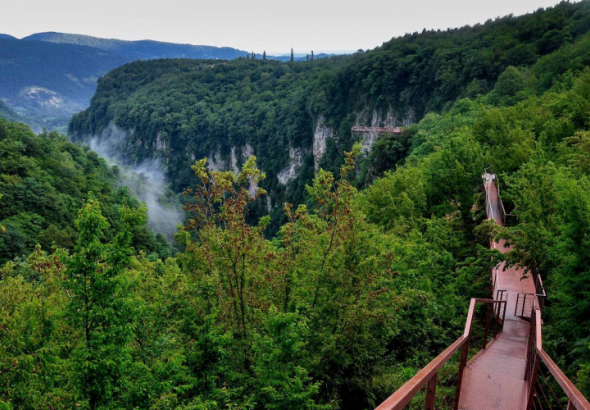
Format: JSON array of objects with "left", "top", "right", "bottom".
[
  {"left": 0, "top": 119, "right": 167, "bottom": 264},
  {"left": 7, "top": 63, "right": 590, "bottom": 410}
]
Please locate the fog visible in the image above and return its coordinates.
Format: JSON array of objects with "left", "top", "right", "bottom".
[{"left": 84, "top": 125, "right": 184, "bottom": 240}]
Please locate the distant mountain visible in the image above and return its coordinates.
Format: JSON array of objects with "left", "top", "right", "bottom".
[
  {"left": 24, "top": 32, "right": 248, "bottom": 61},
  {"left": 0, "top": 31, "right": 338, "bottom": 130},
  {"left": 0, "top": 100, "right": 21, "bottom": 122},
  {"left": 0, "top": 33, "right": 254, "bottom": 130},
  {"left": 0, "top": 38, "right": 128, "bottom": 131}
]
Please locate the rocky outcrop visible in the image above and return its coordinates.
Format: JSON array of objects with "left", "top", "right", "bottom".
[
  {"left": 207, "top": 144, "right": 255, "bottom": 174},
  {"left": 277, "top": 146, "right": 307, "bottom": 185},
  {"left": 207, "top": 148, "right": 229, "bottom": 172},
  {"left": 206, "top": 144, "right": 259, "bottom": 197},
  {"left": 313, "top": 115, "right": 334, "bottom": 170}
]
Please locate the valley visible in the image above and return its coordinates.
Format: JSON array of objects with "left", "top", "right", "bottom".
[{"left": 3, "top": 1, "right": 590, "bottom": 409}]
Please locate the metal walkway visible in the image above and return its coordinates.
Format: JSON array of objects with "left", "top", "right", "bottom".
[
  {"left": 457, "top": 174, "right": 535, "bottom": 410},
  {"left": 375, "top": 173, "right": 590, "bottom": 410}
]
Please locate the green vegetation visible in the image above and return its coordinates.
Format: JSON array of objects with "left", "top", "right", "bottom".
[
  {"left": 1, "top": 141, "right": 491, "bottom": 409},
  {"left": 0, "top": 38, "right": 127, "bottom": 131},
  {"left": 69, "top": 1, "right": 590, "bottom": 232},
  {"left": 0, "top": 119, "right": 167, "bottom": 264},
  {"left": 0, "top": 34, "right": 252, "bottom": 131},
  {"left": 6, "top": 57, "right": 590, "bottom": 410},
  {"left": 3, "top": 1, "right": 590, "bottom": 408}
]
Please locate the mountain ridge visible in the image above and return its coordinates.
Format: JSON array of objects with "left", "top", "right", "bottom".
[{"left": 23, "top": 32, "right": 249, "bottom": 60}]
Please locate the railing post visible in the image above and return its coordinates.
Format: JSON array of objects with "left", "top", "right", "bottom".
[
  {"left": 501, "top": 300, "right": 507, "bottom": 333},
  {"left": 527, "top": 352, "right": 540, "bottom": 410},
  {"left": 515, "top": 293, "right": 519, "bottom": 317},
  {"left": 453, "top": 338, "right": 470, "bottom": 410},
  {"left": 425, "top": 372, "right": 438, "bottom": 410},
  {"left": 493, "top": 305, "right": 499, "bottom": 339},
  {"left": 568, "top": 401, "right": 578, "bottom": 410},
  {"left": 483, "top": 304, "right": 491, "bottom": 350},
  {"left": 525, "top": 312, "right": 535, "bottom": 381},
  {"left": 523, "top": 294, "right": 527, "bottom": 317}
]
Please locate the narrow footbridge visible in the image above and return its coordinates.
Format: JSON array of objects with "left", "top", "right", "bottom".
[
  {"left": 375, "top": 174, "right": 590, "bottom": 410},
  {"left": 351, "top": 126, "right": 403, "bottom": 134}
]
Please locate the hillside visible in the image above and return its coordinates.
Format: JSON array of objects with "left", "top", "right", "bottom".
[
  {"left": 0, "top": 100, "right": 21, "bottom": 123},
  {"left": 8, "top": 53, "right": 590, "bottom": 410},
  {"left": 0, "top": 34, "right": 253, "bottom": 130},
  {"left": 0, "top": 118, "right": 170, "bottom": 263},
  {"left": 70, "top": 0, "right": 590, "bottom": 231}
]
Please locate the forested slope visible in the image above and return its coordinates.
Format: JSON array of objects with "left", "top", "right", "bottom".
[
  {"left": 0, "top": 38, "right": 128, "bottom": 131},
  {"left": 0, "top": 101, "right": 21, "bottom": 123},
  {"left": 0, "top": 119, "right": 169, "bottom": 264},
  {"left": 69, "top": 1, "right": 590, "bottom": 231}
]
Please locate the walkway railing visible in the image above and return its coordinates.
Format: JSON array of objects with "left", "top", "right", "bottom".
[
  {"left": 525, "top": 306, "right": 590, "bottom": 410},
  {"left": 375, "top": 298, "right": 506, "bottom": 410}
]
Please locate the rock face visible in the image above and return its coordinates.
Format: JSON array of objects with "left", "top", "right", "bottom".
[
  {"left": 206, "top": 148, "right": 229, "bottom": 172},
  {"left": 156, "top": 132, "right": 167, "bottom": 151},
  {"left": 206, "top": 144, "right": 259, "bottom": 197},
  {"left": 313, "top": 115, "right": 334, "bottom": 170},
  {"left": 206, "top": 144, "right": 255, "bottom": 175},
  {"left": 277, "top": 146, "right": 307, "bottom": 185}
]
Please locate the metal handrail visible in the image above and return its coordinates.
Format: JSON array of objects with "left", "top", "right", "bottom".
[
  {"left": 492, "top": 175, "right": 509, "bottom": 226},
  {"left": 375, "top": 298, "right": 507, "bottom": 410},
  {"left": 495, "top": 289, "right": 508, "bottom": 318},
  {"left": 484, "top": 175, "right": 495, "bottom": 222},
  {"left": 526, "top": 306, "right": 590, "bottom": 410}
]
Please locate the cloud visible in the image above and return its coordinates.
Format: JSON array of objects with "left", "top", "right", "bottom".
[{"left": 83, "top": 124, "right": 184, "bottom": 240}]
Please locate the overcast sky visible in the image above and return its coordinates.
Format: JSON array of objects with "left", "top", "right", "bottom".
[{"left": 0, "top": 0, "right": 578, "bottom": 55}]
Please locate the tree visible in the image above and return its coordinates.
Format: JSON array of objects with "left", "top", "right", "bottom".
[
  {"left": 252, "top": 51, "right": 256, "bottom": 60},
  {"left": 64, "top": 198, "right": 146, "bottom": 409},
  {"left": 0, "top": 195, "right": 4, "bottom": 234},
  {"left": 290, "top": 48, "right": 294, "bottom": 62},
  {"left": 488, "top": 66, "right": 528, "bottom": 106},
  {"left": 263, "top": 50, "right": 267, "bottom": 60},
  {"left": 311, "top": 50, "right": 314, "bottom": 61}
]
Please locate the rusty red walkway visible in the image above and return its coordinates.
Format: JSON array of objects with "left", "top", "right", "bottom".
[
  {"left": 375, "top": 174, "right": 590, "bottom": 410},
  {"left": 457, "top": 174, "right": 535, "bottom": 410}
]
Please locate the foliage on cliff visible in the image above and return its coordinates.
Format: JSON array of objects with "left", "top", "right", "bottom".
[{"left": 0, "top": 119, "right": 168, "bottom": 264}]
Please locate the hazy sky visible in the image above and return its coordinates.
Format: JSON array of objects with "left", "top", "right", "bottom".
[{"left": 1, "top": 0, "right": 577, "bottom": 54}]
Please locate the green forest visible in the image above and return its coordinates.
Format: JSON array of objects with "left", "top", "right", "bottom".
[
  {"left": 69, "top": 0, "right": 590, "bottom": 231},
  {"left": 3, "top": 1, "right": 590, "bottom": 409}
]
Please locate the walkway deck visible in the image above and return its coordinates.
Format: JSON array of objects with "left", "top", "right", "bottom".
[{"left": 457, "top": 175, "right": 536, "bottom": 410}]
